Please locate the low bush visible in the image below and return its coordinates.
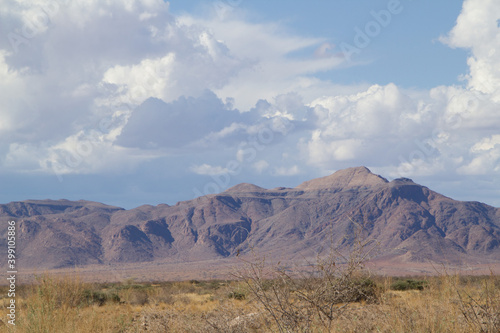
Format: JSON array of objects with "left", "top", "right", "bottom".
[
  {"left": 227, "top": 290, "right": 246, "bottom": 300},
  {"left": 391, "top": 279, "right": 428, "bottom": 291},
  {"left": 82, "top": 289, "right": 121, "bottom": 306},
  {"left": 345, "top": 277, "right": 379, "bottom": 302}
]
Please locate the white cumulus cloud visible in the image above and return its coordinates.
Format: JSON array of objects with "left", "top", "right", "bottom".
[
  {"left": 1, "top": 0, "right": 500, "bottom": 207},
  {"left": 190, "top": 164, "right": 230, "bottom": 176}
]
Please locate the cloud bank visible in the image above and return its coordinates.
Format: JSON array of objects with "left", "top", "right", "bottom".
[{"left": 1, "top": 0, "right": 499, "bottom": 206}]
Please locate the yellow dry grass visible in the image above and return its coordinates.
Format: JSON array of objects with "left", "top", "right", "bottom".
[{"left": 0, "top": 273, "right": 498, "bottom": 332}]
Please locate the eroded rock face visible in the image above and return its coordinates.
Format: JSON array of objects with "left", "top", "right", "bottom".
[{"left": 1, "top": 167, "right": 499, "bottom": 269}]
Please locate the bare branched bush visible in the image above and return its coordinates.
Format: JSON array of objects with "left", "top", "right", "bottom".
[
  {"left": 233, "top": 224, "right": 379, "bottom": 333},
  {"left": 454, "top": 272, "right": 500, "bottom": 333}
]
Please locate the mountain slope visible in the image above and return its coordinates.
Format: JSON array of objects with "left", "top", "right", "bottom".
[{"left": 1, "top": 167, "right": 499, "bottom": 269}]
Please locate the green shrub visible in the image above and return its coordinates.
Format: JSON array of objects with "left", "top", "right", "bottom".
[
  {"left": 348, "top": 277, "right": 379, "bottom": 302},
  {"left": 208, "top": 280, "right": 222, "bottom": 290},
  {"left": 82, "top": 289, "right": 121, "bottom": 306},
  {"left": 391, "top": 279, "right": 428, "bottom": 291},
  {"left": 227, "top": 290, "right": 246, "bottom": 300}
]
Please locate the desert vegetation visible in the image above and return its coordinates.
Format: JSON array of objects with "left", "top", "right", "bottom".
[
  {"left": 0, "top": 261, "right": 499, "bottom": 332},
  {"left": 1, "top": 228, "right": 498, "bottom": 332}
]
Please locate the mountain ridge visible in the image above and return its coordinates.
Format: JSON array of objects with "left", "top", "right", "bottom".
[{"left": 1, "top": 167, "right": 499, "bottom": 272}]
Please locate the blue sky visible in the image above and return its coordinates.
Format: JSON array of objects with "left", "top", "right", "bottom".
[
  {"left": 1, "top": 0, "right": 499, "bottom": 209},
  {"left": 171, "top": 0, "right": 469, "bottom": 88}
]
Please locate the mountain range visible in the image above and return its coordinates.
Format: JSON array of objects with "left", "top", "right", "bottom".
[{"left": 1, "top": 167, "right": 499, "bottom": 275}]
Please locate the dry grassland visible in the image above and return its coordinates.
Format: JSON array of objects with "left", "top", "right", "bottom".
[{"left": 0, "top": 270, "right": 498, "bottom": 332}]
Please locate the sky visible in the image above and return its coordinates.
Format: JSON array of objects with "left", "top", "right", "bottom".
[{"left": 0, "top": 0, "right": 499, "bottom": 209}]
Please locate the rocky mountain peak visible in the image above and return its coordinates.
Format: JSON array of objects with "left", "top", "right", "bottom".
[
  {"left": 224, "top": 183, "right": 266, "bottom": 193},
  {"left": 296, "top": 166, "right": 388, "bottom": 191}
]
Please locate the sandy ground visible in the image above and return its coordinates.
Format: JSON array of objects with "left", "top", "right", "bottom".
[{"left": 7, "top": 256, "right": 500, "bottom": 285}]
